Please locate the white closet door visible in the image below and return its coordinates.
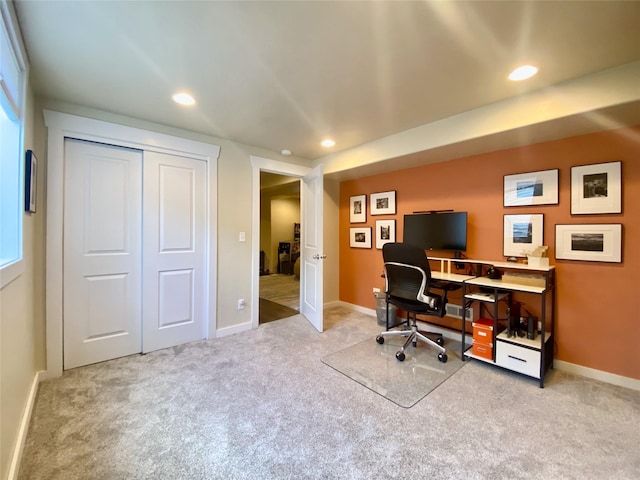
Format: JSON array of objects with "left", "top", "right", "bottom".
[
  {"left": 142, "top": 151, "right": 207, "bottom": 352},
  {"left": 63, "top": 139, "right": 143, "bottom": 369}
]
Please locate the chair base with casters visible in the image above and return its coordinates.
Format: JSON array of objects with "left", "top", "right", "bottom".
[{"left": 376, "top": 311, "right": 448, "bottom": 363}]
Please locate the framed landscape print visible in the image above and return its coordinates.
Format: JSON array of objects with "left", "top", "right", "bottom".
[
  {"left": 350, "top": 227, "right": 372, "bottom": 248},
  {"left": 503, "top": 214, "right": 544, "bottom": 257},
  {"left": 504, "top": 169, "right": 558, "bottom": 207},
  {"left": 571, "top": 161, "right": 621, "bottom": 214},
  {"left": 350, "top": 194, "right": 366, "bottom": 223},
  {"left": 555, "top": 224, "right": 622, "bottom": 263},
  {"left": 370, "top": 191, "right": 396, "bottom": 215},
  {"left": 375, "top": 219, "right": 395, "bottom": 249}
]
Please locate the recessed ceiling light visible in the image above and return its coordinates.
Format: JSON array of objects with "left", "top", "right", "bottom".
[
  {"left": 321, "top": 139, "right": 336, "bottom": 148},
  {"left": 281, "top": 149, "right": 292, "bottom": 156},
  {"left": 172, "top": 92, "right": 196, "bottom": 106},
  {"left": 508, "top": 65, "right": 538, "bottom": 81}
]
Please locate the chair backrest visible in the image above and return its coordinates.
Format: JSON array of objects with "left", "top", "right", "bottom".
[{"left": 382, "top": 242, "right": 434, "bottom": 304}]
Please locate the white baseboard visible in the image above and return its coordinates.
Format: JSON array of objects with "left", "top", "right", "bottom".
[
  {"left": 554, "top": 360, "right": 640, "bottom": 391},
  {"left": 8, "top": 370, "right": 44, "bottom": 480},
  {"left": 338, "top": 301, "right": 639, "bottom": 391},
  {"left": 337, "top": 300, "right": 375, "bottom": 317},
  {"left": 337, "top": 301, "right": 472, "bottom": 343},
  {"left": 323, "top": 300, "right": 342, "bottom": 309},
  {"left": 216, "top": 320, "right": 253, "bottom": 338}
]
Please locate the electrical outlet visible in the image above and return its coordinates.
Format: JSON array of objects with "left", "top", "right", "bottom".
[
  {"left": 237, "top": 298, "right": 245, "bottom": 310},
  {"left": 372, "top": 287, "right": 381, "bottom": 293}
]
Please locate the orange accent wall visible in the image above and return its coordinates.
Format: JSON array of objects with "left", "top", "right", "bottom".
[{"left": 340, "top": 126, "right": 640, "bottom": 380}]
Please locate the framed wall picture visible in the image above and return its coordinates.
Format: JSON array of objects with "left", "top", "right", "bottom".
[
  {"left": 370, "top": 190, "right": 396, "bottom": 215},
  {"left": 375, "top": 219, "right": 395, "bottom": 249},
  {"left": 504, "top": 169, "right": 558, "bottom": 207},
  {"left": 555, "top": 224, "right": 622, "bottom": 263},
  {"left": 350, "top": 227, "right": 372, "bottom": 248},
  {"left": 571, "top": 161, "right": 621, "bottom": 214},
  {"left": 503, "top": 214, "right": 544, "bottom": 257},
  {"left": 25, "top": 149, "right": 37, "bottom": 213},
  {"left": 349, "top": 194, "right": 366, "bottom": 223}
]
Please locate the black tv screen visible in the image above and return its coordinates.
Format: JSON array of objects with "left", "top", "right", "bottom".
[{"left": 403, "top": 212, "right": 467, "bottom": 252}]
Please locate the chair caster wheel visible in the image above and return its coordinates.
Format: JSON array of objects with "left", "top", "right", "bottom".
[
  {"left": 438, "top": 352, "right": 448, "bottom": 363},
  {"left": 396, "top": 351, "right": 405, "bottom": 362},
  {"left": 436, "top": 336, "right": 444, "bottom": 346},
  {"left": 376, "top": 335, "right": 384, "bottom": 344}
]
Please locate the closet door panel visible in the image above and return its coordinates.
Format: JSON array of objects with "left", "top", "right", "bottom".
[
  {"left": 63, "top": 139, "right": 143, "bottom": 369},
  {"left": 142, "top": 151, "right": 207, "bottom": 352}
]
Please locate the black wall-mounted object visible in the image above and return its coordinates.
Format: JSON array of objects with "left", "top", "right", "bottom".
[{"left": 403, "top": 211, "right": 468, "bottom": 253}]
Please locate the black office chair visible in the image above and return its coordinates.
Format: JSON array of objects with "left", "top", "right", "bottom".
[{"left": 376, "top": 242, "right": 449, "bottom": 363}]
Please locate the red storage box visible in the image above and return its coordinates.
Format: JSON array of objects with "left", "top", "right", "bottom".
[
  {"left": 473, "top": 318, "right": 495, "bottom": 343},
  {"left": 472, "top": 341, "right": 493, "bottom": 360}
]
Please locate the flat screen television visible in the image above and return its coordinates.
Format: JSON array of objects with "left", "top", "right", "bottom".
[{"left": 403, "top": 211, "right": 467, "bottom": 253}]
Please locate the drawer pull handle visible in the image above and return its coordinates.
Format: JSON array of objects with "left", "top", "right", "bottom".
[{"left": 508, "top": 355, "right": 527, "bottom": 363}]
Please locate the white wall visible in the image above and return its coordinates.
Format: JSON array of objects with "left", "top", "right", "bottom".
[
  {"left": 0, "top": 84, "right": 44, "bottom": 480},
  {"left": 270, "top": 198, "right": 300, "bottom": 273}
]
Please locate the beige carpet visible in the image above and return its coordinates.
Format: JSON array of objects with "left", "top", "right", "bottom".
[
  {"left": 323, "top": 337, "right": 465, "bottom": 408},
  {"left": 18, "top": 306, "right": 640, "bottom": 480}
]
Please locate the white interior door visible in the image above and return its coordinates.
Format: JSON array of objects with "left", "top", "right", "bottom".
[
  {"left": 142, "top": 151, "right": 207, "bottom": 352},
  {"left": 300, "top": 165, "right": 324, "bottom": 332},
  {"left": 63, "top": 139, "right": 143, "bottom": 369}
]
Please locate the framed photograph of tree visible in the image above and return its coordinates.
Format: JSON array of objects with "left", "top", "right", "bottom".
[{"left": 571, "top": 161, "right": 621, "bottom": 214}]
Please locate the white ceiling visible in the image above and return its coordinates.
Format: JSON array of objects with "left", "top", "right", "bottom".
[{"left": 13, "top": 1, "right": 640, "bottom": 161}]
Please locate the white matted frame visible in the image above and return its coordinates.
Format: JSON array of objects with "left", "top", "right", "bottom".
[
  {"left": 375, "top": 219, "right": 395, "bottom": 249},
  {"left": 349, "top": 194, "right": 366, "bottom": 223},
  {"left": 370, "top": 190, "right": 396, "bottom": 215},
  {"left": 555, "top": 224, "right": 622, "bottom": 263},
  {"left": 504, "top": 169, "right": 558, "bottom": 207},
  {"left": 350, "top": 227, "right": 372, "bottom": 248},
  {"left": 504, "top": 214, "right": 544, "bottom": 257},
  {"left": 571, "top": 161, "right": 621, "bottom": 214}
]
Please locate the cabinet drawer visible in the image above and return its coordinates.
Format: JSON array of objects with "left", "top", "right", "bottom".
[{"left": 495, "top": 341, "right": 540, "bottom": 378}]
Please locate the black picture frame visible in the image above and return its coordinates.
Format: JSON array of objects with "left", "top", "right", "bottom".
[{"left": 25, "top": 150, "right": 37, "bottom": 213}]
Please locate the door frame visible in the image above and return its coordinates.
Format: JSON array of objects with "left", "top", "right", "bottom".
[
  {"left": 43, "top": 110, "right": 220, "bottom": 379},
  {"left": 250, "top": 156, "right": 321, "bottom": 330}
]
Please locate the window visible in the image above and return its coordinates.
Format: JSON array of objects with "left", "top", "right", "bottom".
[{"left": 1, "top": 1, "right": 28, "bottom": 288}]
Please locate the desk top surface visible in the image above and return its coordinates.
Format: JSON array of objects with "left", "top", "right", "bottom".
[
  {"left": 431, "top": 271, "right": 476, "bottom": 283},
  {"left": 465, "top": 276, "right": 547, "bottom": 293}
]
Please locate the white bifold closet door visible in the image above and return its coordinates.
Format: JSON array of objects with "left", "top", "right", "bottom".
[
  {"left": 141, "top": 150, "right": 206, "bottom": 353},
  {"left": 63, "top": 139, "right": 206, "bottom": 369}
]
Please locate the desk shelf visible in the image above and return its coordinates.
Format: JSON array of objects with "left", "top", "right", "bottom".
[
  {"left": 465, "top": 292, "right": 509, "bottom": 303},
  {"left": 428, "top": 256, "right": 556, "bottom": 388}
]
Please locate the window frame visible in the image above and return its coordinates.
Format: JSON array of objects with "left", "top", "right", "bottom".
[{"left": 1, "top": 0, "right": 28, "bottom": 289}]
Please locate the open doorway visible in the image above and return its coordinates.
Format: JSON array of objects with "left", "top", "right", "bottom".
[{"left": 259, "top": 172, "right": 301, "bottom": 324}]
